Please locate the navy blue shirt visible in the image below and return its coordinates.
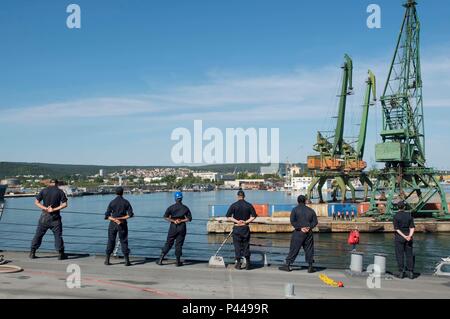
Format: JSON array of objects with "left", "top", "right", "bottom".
[
  {"left": 393, "top": 210, "right": 415, "bottom": 234},
  {"left": 105, "top": 196, "right": 134, "bottom": 220},
  {"left": 164, "top": 202, "right": 192, "bottom": 221},
  {"left": 290, "top": 204, "right": 318, "bottom": 230},
  {"left": 226, "top": 200, "right": 257, "bottom": 221},
  {"left": 36, "top": 186, "right": 68, "bottom": 215}
]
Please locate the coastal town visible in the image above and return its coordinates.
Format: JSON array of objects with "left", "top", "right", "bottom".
[{"left": 1, "top": 163, "right": 450, "bottom": 199}]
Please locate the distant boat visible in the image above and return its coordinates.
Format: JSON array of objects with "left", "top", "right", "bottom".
[{"left": 0, "top": 185, "right": 6, "bottom": 200}]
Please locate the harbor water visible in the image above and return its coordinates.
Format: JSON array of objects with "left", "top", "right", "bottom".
[{"left": 0, "top": 190, "right": 449, "bottom": 274}]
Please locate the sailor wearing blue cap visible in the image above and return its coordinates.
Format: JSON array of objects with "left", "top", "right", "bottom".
[{"left": 157, "top": 191, "right": 192, "bottom": 266}]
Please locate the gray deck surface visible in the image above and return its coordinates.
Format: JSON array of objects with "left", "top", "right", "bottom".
[{"left": 0, "top": 252, "right": 449, "bottom": 299}]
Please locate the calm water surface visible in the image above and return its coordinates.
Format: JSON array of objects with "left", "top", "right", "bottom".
[{"left": 0, "top": 190, "right": 449, "bottom": 273}]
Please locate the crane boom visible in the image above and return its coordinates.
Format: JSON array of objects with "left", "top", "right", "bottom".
[
  {"left": 332, "top": 54, "right": 353, "bottom": 156},
  {"left": 356, "top": 70, "right": 376, "bottom": 160}
]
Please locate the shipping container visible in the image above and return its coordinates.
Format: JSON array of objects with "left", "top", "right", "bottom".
[
  {"left": 309, "top": 203, "right": 329, "bottom": 217},
  {"left": 209, "top": 204, "right": 269, "bottom": 217},
  {"left": 270, "top": 204, "right": 296, "bottom": 218},
  {"left": 328, "top": 203, "right": 358, "bottom": 217},
  {"left": 254, "top": 204, "right": 270, "bottom": 217},
  {"left": 357, "top": 202, "right": 371, "bottom": 216}
]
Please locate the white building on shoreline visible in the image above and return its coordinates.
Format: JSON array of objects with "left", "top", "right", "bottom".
[
  {"left": 193, "top": 172, "right": 217, "bottom": 182},
  {"left": 285, "top": 176, "right": 313, "bottom": 191}
]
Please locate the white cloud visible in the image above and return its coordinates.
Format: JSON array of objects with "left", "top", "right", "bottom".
[
  {"left": 0, "top": 64, "right": 347, "bottom": 124},
  {"left": 1, "top": 50, "right": 449, "bottom": 126},
  {"left": 1, "top": 97, "right": 161, "bottom": 122}
]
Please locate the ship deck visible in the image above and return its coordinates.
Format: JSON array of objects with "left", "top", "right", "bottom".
[{"left": 0, "top": 251, "right": 449, "bottom": 299}]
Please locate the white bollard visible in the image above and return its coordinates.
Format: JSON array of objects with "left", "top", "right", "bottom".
[
  {"left": 113, "top": 239, "right": 121, "bottom": 257},
  {"left": 374, "top": 254, "right": 387, "bottom": 275},
  {"left": 264, "top": 253, "right": 270, "bottom": 267},
  {"left": 350, "top": 252, "right": 364, "bottom": 273},
  {"left": 284, "top": 283, "right": 295, "bottom": 298}
]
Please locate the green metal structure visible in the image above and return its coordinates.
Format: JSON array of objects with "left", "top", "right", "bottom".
[
  {"left": 332, "top": 54, "right": 353, "bottom": 157},
  {"left": 307, "top": 56, "right": 376, "bottom": 203},
  {"left": 368, "top": 0, "right": 449, "bottom": 220}
]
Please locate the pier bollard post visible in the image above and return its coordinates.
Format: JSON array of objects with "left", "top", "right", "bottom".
[
  {"left": 264, "top": 253, "right": 270, "bottom": 267},
  {"left": 374, "top": 254, "right": 387, "bottom": 275},
  {"left": 350, "top": 252, "right": 364, "bottom": 273},
  {"left": 284, "top": 283, "right": 295, "bottom": 298},
  {"left": 113, "top": 240, "right": 121, "bottom": 257}
]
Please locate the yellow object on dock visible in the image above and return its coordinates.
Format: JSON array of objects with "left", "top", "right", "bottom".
[{"left": 319, "top": 274, "right": 344, "bottom": 288}]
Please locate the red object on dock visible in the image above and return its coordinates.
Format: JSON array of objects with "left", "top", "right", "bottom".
[
  {"left": 253, "top": 204, "right": 269, "bottom": 217},
  {"left": 357, "top": 202, "right": 370, "bottom": 216},
  {"left": 347, "top": 230, "right": 360, "bottom": 245}
]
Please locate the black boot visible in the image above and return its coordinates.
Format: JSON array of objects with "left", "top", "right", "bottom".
[
  {"left": 395, "top": 271, "right": 405, "bottom": 279},
  {"left": 157, "top": 253, "right": 165, "bottom": 265},
  {"left": 124, "top": 254, "right": 131, "bottom": 267},
  {"left": 104, "top": 254, "right": 111, "bottom": 266},
  {"left": 407, "top": 271, "right": 414, "bottom": 280},
  {"left": 307, "top": 263, "right": 315, "bottom": 273},
  {"left": 234, "top": 259, "right": 242, "bottom": 270},
  {"left": 245, "top": 258, "right": 251, "bottom": 270},
  {"left": 176, "top": 257, "right": 183, "bottom": 267},
  {"left": 279, "top": 262, "right": 292, "bottom": 272},
  {"left": 58, "top": 251, "right": 67, "bottom": 260},
  {"left": 29, "top": 250, "right": 36, "bottom": 259}
]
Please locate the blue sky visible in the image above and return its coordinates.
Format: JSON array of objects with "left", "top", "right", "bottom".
[{"left": 0, "top": 0, "right": 449, "bottom": 168}]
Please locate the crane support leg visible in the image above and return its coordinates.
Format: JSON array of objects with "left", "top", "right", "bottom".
[
  {"left": 346, "top": 177, "right": 356, "bottom": 203},
  {"left": 317, "top": 177, "right": 327, "bottom": 203},
  {"left": 335, "top": 176, "right": 347, "bottom": 203},
  {"left": 307, "top": 177, "right": 320, "bottom": 202},
  {"left": 359, "top": 174, "right": 373, "bottom": 202}
]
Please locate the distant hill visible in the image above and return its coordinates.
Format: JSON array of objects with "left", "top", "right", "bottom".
[
  {"left": 0, "top": 162, "right": 306, "bottom": 179},
  {"left": 0, "top": 162, "right": 167, "bottom": 179},
  {"left": 192, "top": 163, "right": 307, "bottom": 174}
]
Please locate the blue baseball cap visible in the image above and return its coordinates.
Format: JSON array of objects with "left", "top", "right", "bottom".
[{"left": 174, "top": 191, "right": 183, "bottom": 201}]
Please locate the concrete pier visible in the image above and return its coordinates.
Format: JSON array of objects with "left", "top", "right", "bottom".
[
  {"left": 0, "top": 251, "right": 449, "bottom": 299},
  {"left": 207, "top": 217, "right": 450, "bottom": 233}
]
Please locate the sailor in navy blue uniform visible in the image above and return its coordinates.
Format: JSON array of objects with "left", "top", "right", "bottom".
[
  {"left": 157, "top": 191, "right": 192, "bottom": 267},
  {"left": 30, "top": 179, "right": 68, "bottom": 260},
  {"left": 393, "top": 200, "right": 415, "bottom": 279},
  {"left": 226, "top": 190, "right": 257, "bottom": 270},
  {"left": 104, "top": 187, "right": 134, "bottom": 266},
  {"left": 279, "top": 195, "right": 318, "bottom": 273}
]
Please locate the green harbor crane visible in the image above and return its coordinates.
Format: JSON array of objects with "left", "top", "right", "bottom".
[
  {"left": 307, "top": 55, "right": 376, "bottom": 203},
  {"left": 368, "top": 0, "right": 449, "bottom": 220}
]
